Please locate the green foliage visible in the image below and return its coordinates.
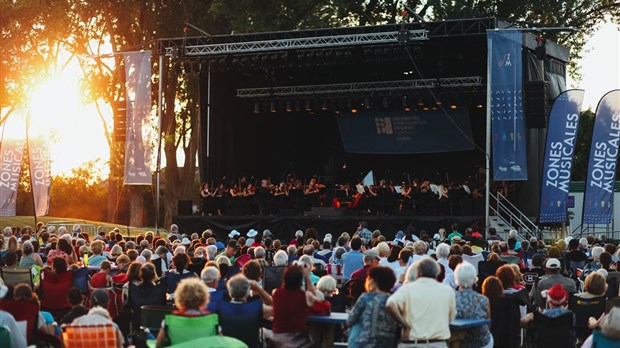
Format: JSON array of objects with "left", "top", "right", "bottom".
[{"left": 572, "top": 109, "right": 595, "bottom": 181}]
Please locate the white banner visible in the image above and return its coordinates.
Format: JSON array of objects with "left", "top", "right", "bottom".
[
  {"left": 28, "top": 137, "right": 51, "bottom": 216},
  {"left": 123, "top": 51, "right": 153, "bottom": 185},
  {"left": 0, "top": 138, "right": 25, "bottom": 216}
]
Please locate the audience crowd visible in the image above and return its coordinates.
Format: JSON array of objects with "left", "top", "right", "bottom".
[{"left": 0, "top": 221, "right": 619, "bottom": 348}]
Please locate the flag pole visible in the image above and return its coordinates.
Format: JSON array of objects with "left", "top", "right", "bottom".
[{"left": 25, "top": 110, "right": 38, "bottom": 227}]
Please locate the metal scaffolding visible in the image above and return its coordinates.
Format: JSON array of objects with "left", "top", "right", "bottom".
[
  {"left": 236, "top": 76, "right": 483, "bottom": 98},
  {"left": 166, "top": 29, "right": 428, "bottom": 57}
]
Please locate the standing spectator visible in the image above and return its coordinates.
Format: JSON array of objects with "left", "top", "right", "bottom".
[
  {"left": 354, "top": 221, "right": 372, "bottom": 245},
  {"left": 387, "top": 258, "right": 456, "bottom": 346},
  {"left": 347, "top": 266, "right": 398, "bottom": 347},
  {"left": 342, "top": 237, "right": 364, "bottom": 281}
]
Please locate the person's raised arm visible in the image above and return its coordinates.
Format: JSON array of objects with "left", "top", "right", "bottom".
[{"left": 249, "top": 280, "right": 273, "bottom": 306}]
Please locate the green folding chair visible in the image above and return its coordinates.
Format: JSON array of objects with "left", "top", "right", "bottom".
[
  {"left": 147, "top": 313, "right": 219, "bottom": 347},
  {"left": 168, "top": 336, "right": 248, "bottom": 348}
]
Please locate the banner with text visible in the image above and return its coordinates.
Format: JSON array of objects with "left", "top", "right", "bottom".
[
  {"left": 28, "top": 137, "right": 51, "bottom": 216},
  {"left": 336, "top": 109, "right": 474, "bottom": 154},
  {"left": 583, "top": 90, "right": 620, "bottom": 224},
  {"left": 488, "top": 31, "right": 528, "bottom": 181},
  {"left": 539, "top": 90, "right": 584, "bottom": 223},
  {"left": 0, "top": 138, "right": 26, "bottom": 216},
  {"left": 124, "top": 52, "right": 152, "bottom": 185}
]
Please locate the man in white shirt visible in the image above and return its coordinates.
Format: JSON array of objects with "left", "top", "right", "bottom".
[{"left": 387, "top": 258, "right": 456, "bottom": 347}]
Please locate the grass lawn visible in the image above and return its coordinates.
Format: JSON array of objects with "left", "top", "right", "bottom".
[{"left": 1, "top": 216, "right": 166, "bottom": 238}]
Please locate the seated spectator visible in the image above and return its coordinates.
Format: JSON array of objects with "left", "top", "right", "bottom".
[
  {"left": 298, "top": 255, "right": 320, "bottom": 284},
  {"left": 155, "top": 278, "right": 213, "bottom": 347},
  {"left": 47, "top": 238, "right": 76, "bottom": 266},
  {"left": 107, "top": 245, "right": 122, "bottom": 263},
  {"left": 19, "top": 241, "right": 43, "bottom": 268},
  {"left": 243, "top": 260, "right": 263, "bottom": 288},
  {"left": 0, "top": 278, "right": 28, "bottom": 347},
  {"left": 541, "top": 283, "right": 573, "bottom": 320},
  {"left": 576, "top": 272, "right": 607, "bottom": 299},
  {"left": 455, "top": 263, "right": 493, "bottom": 348},
  {"left": 202, "top": 266, "right": 226, "bottom": 313},
  {"left": 271, "top": 264, "right": 320, "bottom": 347},
  {"left": 581, "top": 307, "right": 620, "bottom": 348},
  {"left": 581, "top": 246, "right": 605, "bottom": 279},
  {"left": 90, "top": 260, "right": 112, "bottom": 288},
  {"left": 393, "top": 248, "right": 413, "bottom": 285},
  {"left": 87, "top": 240, "right": 107, "bottom": 267},
  {"left": 59, "top": 287, "right": 89, "bottom": 325},
  {"left": 73, "top": 289, "right": 124, "bottom": 348},
  {"left": 530, "top": 258, "right": 576, "bottom": 309},
  {"left": 443, "top": 254, "right": 463, "bottom": 289},
  {"left": 348, "top": 266, "right": 397, "bottom": 347}
]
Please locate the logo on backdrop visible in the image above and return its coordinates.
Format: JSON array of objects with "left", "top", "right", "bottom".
[
  {"left": 375, "top": 117, "right": 393, "bottom": 135},
  {"left": 539, "top": 90, "right": 584, "bottom": 223},
  {"left": 498, "top": 53, "right": 512, "bottom": 67},
  {"left": 0, "top": 139, "right": 25, "bottom": 216},
  {"left": 583, "top": 90, "right": 620, "bottom": 224}
]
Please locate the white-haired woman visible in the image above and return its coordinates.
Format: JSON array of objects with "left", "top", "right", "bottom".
[{"left": 455, "top": 263, "right": 492, "bottom": 348}]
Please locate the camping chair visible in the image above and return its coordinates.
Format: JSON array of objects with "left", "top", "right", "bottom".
[
  {"left": 40, "top": 270, "right": 73, "bottom": 320},
  {"left": 140, "top": 305, "right": 175, "bottom": 335},
  {"left": 166, "top": 336, "right": 248, "bottom": 348},
  {"left": 127, "top": 282, "right": 167, "bottom": 328},
  {"left": 62, "top": 324, "right": 118, "bottom": 348},
  {"left": 592, "top": 329, "right": 620, "bottom": 348},
  {"left": 569, "top": 295, "right": 607, "bottom": 343},
  {"left": 0, "top": 299, "right": 39, "bottom": 345},
  {"left": 72, "top": 267, "right": 90, "bottom": 294},
  {"left": 164, "top": 313, "right": 218, "bottom": 345},
  {"left": 164, "top": 271, "right": 196, "bottom": 295},
  {"left": 262, "top": 266, "right": 286, "bottom": 294},
  {"left": 490, "top": 297, "right": 521, "bottom": 348},
  {"left": 607, "top": 297, "right": 620, "bottom": 313},
  {"left": 477, "top": 261, "right": 506, "bottom": 288},
  {"left": 0, "top": 267, "right": 33, "bottom": 288},
  {"left": 606, "top": 272, "right": 620, "bottom": 299},
  {"left": 533, "top": 311, "right": 575, "bottom": 348}
]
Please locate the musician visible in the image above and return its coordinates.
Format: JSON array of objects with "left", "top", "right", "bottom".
[
  {"left": 288, "top": 180, "right": 306, "bottom": 215},
  {"left": 305, "top": 178, "right": 320, "bottom": 208},
  {"left": 214, "top": 183, "right": 225, "bottom": 216},
  {"left": 256, "top": 179, "right": 274, "bottom": 216},
  {"left": 243, "top": 183, "right": 257, "bottom": 215}
]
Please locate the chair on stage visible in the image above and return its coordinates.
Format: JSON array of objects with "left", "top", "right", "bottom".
[{"left": 532, "top": 311, "right": 575, "bottom": 348}]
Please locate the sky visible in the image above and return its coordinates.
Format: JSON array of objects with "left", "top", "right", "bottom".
[{"left": 567, "top": 18, "right": 620, "bottom": 109}]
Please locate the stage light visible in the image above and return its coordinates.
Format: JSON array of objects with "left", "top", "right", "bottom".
[
  {"left": 270, "top": 101, "right": 277, "bottom": 113},
  {"left": 382, "top": 96, "right": 389, "bottom": 109},
  {"left": 431, "top": 106, "right": 438, "bottom": 110},
  {"left": 286, "top": 101, "right": 293, "bottom": 112},
  {"left": 423, "top": 106, "right": 429, "bottom": 111},
  {"left": 305, "top": 100, "right": 312, "bottom": 112},
  {"left": 364, "top": 97, "right": 371, "bottom": 109},
  {"left": 417, "top": 96, "right": 424, "bottom": 106},
  {"left": 476, "top": 103, "right": 484, "bottom": 109},
  {"left": 435, "top": 99, "right": 442, "bottom": 106},
  {"left": 322, "top": 99, "right": 328, "bottom": 111},
  {"left": 253, "top": 102, "right": 260, "bottom": 114}
]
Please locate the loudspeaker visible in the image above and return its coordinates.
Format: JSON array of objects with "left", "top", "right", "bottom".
[
  {"left": 524, "top": 81, "right": 549, "bottom": 128},
  {"left": 177, "top": 200, "right": 193, "bottom": 216}
]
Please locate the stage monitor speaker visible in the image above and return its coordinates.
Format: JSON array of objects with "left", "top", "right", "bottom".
[
  {"left": 177, "top": 200, "right": 193, "bottom": 216},
  {"left": 524, "top": 81, "right": 549, "bottom": 128}
]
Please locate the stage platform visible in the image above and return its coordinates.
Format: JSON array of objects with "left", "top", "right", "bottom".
[{"left": 173, "top": 213, "right": 483, "bottom": 242}]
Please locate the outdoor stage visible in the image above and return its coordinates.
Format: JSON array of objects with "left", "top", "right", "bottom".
[{"left": 172, "top": 213, "right": 483, "bottom": 242}]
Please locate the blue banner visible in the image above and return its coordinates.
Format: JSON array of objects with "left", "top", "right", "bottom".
[
  {"left": 336, "top": 109, "right": 474, "bottom": 154},
  {"left": 583, "top": 90, "right": 620, "bottom": 224},
  {"left": 539, "top": 90, "right": 585, "bottom": 223},
  {"left": 488, "top": 31, "right": 528, "bottom": 180}
]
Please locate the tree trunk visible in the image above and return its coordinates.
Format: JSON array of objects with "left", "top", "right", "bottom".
[{"left": 128, "top": 185, "right": 145, "bottom": 227}]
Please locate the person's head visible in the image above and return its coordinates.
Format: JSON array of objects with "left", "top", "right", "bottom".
[
  {"left": 334, "top": 247, "right": 346, "bottom": 261},
  {"left": 282, "top": 265, "right": 304, "bottom": 290},
  {"left": 90, "top": 288, "right": 110, "bottom": 308},
  {"left": 482, "top": 276, "right": 505, "bottom": 302},
  {"left": 545, "top": 283, "right": 568, "bottom": 307},
  {"left": 110, "top": 245, "right": 122, "bottom": 258},
  {"left": 226, "top": 273, "right": 252, "bottom": 301},
  {"left": 600, "top": 251, "right": 613, "bottom": 270},
  {"left": 448, "top": 254, "right": 463, "bottom": 271},
  {"left": 201, "top": 266, "right": 220, "bottom": 288},
  {"left": 498, "top": 242, "right": 509, "bottom": 253},
  {"left": 127, "top": 262, "right": 142, "bottom": 283},
  {"left": 303, "top": 244, "right": 315, "bottom": 256},
  {"left": 584, "top": 272, "right": 607, "bottom": 296},
  {"left": 52, "top": 256, "right": 68, "bottom": 273},
  {"left": 141, "top": 249, "right": 153, "bottom": 262},
  {"left": 226, "top": 240, "right": 239, "bottom": 257},
  {"left": 412, "top": 241, "right": 427, "bottom": 255},
  {"left": 398, "top": 248, "right": 413, "bottom": 266},
  {"left": 13, "top": 283, "right": 38, "bottom": 303},
  {"left": 568, "top": 238, "right": 580, "bottom": 251},
  {"left": 254, "top": 246, "right": 266, "bottom": 260},
  {"left": 363, "top": 249, "right": 380, "bottom": 266},
  {"left": 455, "top": 263, "right": 477, "bottom": 289},
  {"left": 350, "top": 237, "right": 362, "bottom": 251},
  {"left": 57, "top": 238, "right": 73, "bottom": 254},
  {"left": 601, "top": 307, "right": 620, "bottom": 339},
  {"left": 545, "top": 258, "right": 562, "bottom": 274},
  {"left": 21, "top": 241, "right": 34, "bottom": 256},
  {"left": 67, "top": 287, "right": 84, "bottom": 306},
  {"left": 591, "top": 246, "right": 605, "bottom": 260},
  {"left": 366, "top": 266, "right": 396, "bottom": 293},
  {"left": 91, "top": 240, "right": 104, "bottom": 256},
  {"left": 316, "top": 275, "right": 337, "bottom": 298},
  {"left": 273, "top": 250, "right": 288, "bottom": 266},
  {"left": 376, "top": 242, "right": 390, "bottom": 258},
  {"left": 496, "top": 265, "right": 516, "bottom": 289},
  {"left": 415, "top": 258, "right": 440, "bottom": 279},
  {"left": 449, "top": 243, "right": 462, "bottom": 256},
  {"left": 462, "top": 245, "right": 473, "bottom": 256},
  {"left": 172, "top": 253, "right": 190, "bottom": 273},
  {"left": 100, "top": 260, "right": 112, "bottom": 272},
  {"left": 174, "top": 278, "right": 209, "bottom": 310},
  {"left": 531, "top": 254, "right": 543, "bottom": 268},
  {"left": 242, "top": 260, "right": 262, "bottom": 282},
  {"left": 215, "top": 254, "right": 232, "bottom": 267},
  {"left": 140, "top": 264, "right": 156, "bottom": 285},
  {"left": 487, "top": 252, "right": 501, "bottom": 263},
  {"left": 547, "top": 246, "right": 562, "bottom": 258}
]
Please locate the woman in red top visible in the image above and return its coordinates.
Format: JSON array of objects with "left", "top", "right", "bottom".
[{"left": 271, "top": 263, "right": 320, "bottom": 348}]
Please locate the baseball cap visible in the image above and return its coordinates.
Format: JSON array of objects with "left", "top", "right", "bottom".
[{"left": 546, "top": 258, "right": 561, "bottom": 269}]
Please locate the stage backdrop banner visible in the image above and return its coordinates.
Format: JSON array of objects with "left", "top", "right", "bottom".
[
  {"left": 336, "top": 109, "right": 474, "bottom": 154},
  {"left": 583, "top": 90, "right": 620, "bottom": 224},
  {"left": 124, "top": 52, "right": 153, "bottom": 185},
  {"left": 488, "top": 31, "right": 528, "bottom": 181},
  {"left": 0, "top": 138, "right": 26, "bottom": 216},
  {"left": 28, "top": 137, "right": 51, "bottom": 216},
  {"left": 539, "top": 90, "right": 585, "bottom": 223}
]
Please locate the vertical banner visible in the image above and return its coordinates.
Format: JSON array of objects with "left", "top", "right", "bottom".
[
  {"left": 539, "top": 90, "right": 585, "bottom": 223},
  {"left": 28, "top": 137, "right": 51, "bottom": 216},
  {"left": 124, "top": 52, "right": 153, "bottom": 185},
  {"left": 488, "top": 31, "right": 528, "bottom": 181},
  {"left": 583, "top": 90, "right": 620, "bottom": 224},
  {"left": 0, "top": 138, "right": 26, "bottom": 216}
]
